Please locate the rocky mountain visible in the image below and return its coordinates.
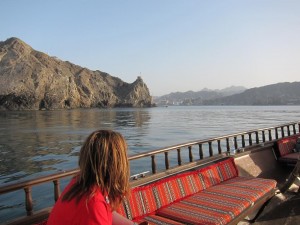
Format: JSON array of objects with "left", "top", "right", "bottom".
[
  {"left": 0, "top": 37, "right": 153, "bottom": 110},
  {"left": 154, "top": 86, "right": 246, "bottom": 106},
  {"left": 203, "top": 82, "right": 300, "bottom": 105}
]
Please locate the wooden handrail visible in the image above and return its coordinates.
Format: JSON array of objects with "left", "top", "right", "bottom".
[
  {"left": 128, "top": 121, "right": 300, "bottom": 160},
  {"left": 0, "top": 121, "right": 299, "bottom": 220},
  {"left": 0, "top": 169, "right": 80, "bottom": 195}
]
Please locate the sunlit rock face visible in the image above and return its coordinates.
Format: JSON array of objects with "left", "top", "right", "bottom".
[{"left": 0, "top": 37, "right": 153, "bottom": 110}]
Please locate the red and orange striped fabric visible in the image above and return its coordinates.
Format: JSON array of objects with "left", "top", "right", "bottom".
[
  {"left": 277, "top": 135, "right": 300, "bottom": 156},
  {"left": 117, "top": 157, "right": 276, "bottom": 224},
  {"left": 117, "top": 184, "right": 157, "bottom": 220},
  {"left": 156, "top": 176, "right": 276, "bottom": 225}
]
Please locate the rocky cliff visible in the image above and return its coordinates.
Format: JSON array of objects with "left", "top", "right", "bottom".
[{"left": 0, "top": 37, "right": 153, "bottom": 110}]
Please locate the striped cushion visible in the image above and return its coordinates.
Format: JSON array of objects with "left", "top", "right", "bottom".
[
  {"left": 118, "top": 171, "right": 200, "bottom": 219},
  {"left": 151, "top": 171, "right": 199, "bottom": 209},
  {"left": 277, "top": 138, "right": 296, "bottom": 156},
  {"left": 193, "top": 165, "right": 221, "bottom": 190},
  {"left": 156, "top": 185, "right": 252, "bottom": 225},
  {"left": 215, "top": 157, "right": 239, "bottom": 181},
  {"left": 157, "top": 195, "right": 248, "bottom": 225},
  {"left": 117, "top": 185, "right": 157, "bottom": 220},
  {"left": 222, "top": 176, "right": 277, "bottom": 199},
  {"left": 118, "top": 157, "right": 239, "bottom": 220},
  {"left": 156, "top": 176, "right": 276, "bottom": 225},
  {"left": 205, "top": 177, "right": 276, "bottom": 203},
  {"left": 118, "top": 157, "right": 275, "bottom": 223},
  {"left": 175, "top": 172, "right": 200, "bottom": 196},
  {"left": 193, "top": 157, "right": 238, "bottom": 190}
]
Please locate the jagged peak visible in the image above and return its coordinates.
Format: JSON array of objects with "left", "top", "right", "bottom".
[
  {"left": 2, "top": 37, "right": 32, "bottom": 52},
  {"left": 5, "top": 37, "right": 27, "bottom": 45},
  {"left": 5, "top": 37, "right": 22, "bottom": 42},
  {"left": 136, "top": 76, "right": 143, "bottom": 81},
  {"left": 134, "top": 76, "right": 145, "bottom": 85},
  {"left": 132, "top": 76, "right": 147, "bottom": 89}
]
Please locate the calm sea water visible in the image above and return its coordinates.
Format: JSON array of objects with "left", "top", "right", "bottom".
[{"left": 0, "top": 105, "right": 300, "bottom": 222}]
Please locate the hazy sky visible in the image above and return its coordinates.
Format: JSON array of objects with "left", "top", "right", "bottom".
[{"left": 1, "top": 0, "right": 299, "bottom": 96}]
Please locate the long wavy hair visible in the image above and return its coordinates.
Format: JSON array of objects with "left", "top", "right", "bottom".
[{"left": 62, "top": 130, "right": 130, "bottom": 210}]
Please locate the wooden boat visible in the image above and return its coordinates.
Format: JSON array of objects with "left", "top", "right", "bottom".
[{"left": 0, "top": 121, "right": 299, "bottom": 225}]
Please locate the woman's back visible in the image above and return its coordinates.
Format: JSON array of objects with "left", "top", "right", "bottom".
[{"left": 47, "top": 177, "right": 112, "bottom": 225}]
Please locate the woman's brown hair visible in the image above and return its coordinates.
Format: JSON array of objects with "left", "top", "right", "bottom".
[{"left": 62, "top": 130, "right": 130, "bottom": 210}]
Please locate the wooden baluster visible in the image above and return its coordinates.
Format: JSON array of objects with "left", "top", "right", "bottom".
[
  {"left": 53, "top": 180, "right": 61, "bottom": 202},
  {"left": 234, "top": 137, "right": 238, "bottom": 149},
  {"left": 248, "top": 133, "right": 252, "bottom": 146},
  {"left": 151, "top": 155, "right": 156, "bottom": 174},
  {"left": 188, "top": 146, "right": 193, "bottom": 162},
  {"left": 164, "top": 152, "right": 169, "bottom": 170},
  {"left": 255, "top": 131, "right": 259, "bottom": 144},
  {"left": 242, "top": 135, "right": 245, "bottom": 148},
  {"left": 226, "top": 138, "right": 230, "bottom": 153},
  {"left": 287, "top": 125, "right": 291, "bottom": 136},
  {"left": 217, "top": 140, "right": 222, "bottom": 154},
  {"left": 268, "top": 129, "right": 272, "bottom": 141},
  {"left": 199, "top": 144, "right": 203, "bottom": 159},
  {"left": 281, "top": 126, "right": 285, "bottom": 138},
  {"left": 262, "top": 131, "right": 266, "bottom": 142},
  {"left": 177, "top": 148, "right": 182, "bottom": 166},
  {"left": 208, "top": 142, "right": 213, "bottom": 156},
  {"left": 275, "top": 127, "right": 279, "bottom": 139},
  {"left": 24, "top": 187, "right": 33, "bottom": 216}
]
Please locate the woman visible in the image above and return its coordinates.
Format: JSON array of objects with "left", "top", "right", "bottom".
[{"left": 47, "top": 130, "right": 144, "bottom": 225}]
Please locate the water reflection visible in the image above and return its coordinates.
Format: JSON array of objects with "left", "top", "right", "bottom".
[{"left": 0, "top": 108, "right": 151, "bottom": 184}]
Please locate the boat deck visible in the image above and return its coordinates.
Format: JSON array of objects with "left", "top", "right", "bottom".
[
  {"left": 237, "top": 182, "right": 300, "bottom": 225},
  {"left": 254, "top": 192, "right": 300, "bottom": 225},
  {"left": 234, "top": 147, "right": 300, "bottom": 225}
]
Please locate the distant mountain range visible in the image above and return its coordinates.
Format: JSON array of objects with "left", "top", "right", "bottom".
[
  {"left": 154, "top": 86, "right": 246, "bottom": 105},
  {"left": 154, "top": 82, "right": 300, "bottom": 106}
]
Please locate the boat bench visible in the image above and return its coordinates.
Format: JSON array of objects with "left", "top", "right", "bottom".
[
  {"left": 117, "top": 157, "right": 277, "bottom": 225},
  {"left": 274, "top": 135, "right": 300, "bottom": 166}
]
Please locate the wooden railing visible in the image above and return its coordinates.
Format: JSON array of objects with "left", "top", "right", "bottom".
[{"left": 0, "top": 121, "right": 299, "bottom": 219}]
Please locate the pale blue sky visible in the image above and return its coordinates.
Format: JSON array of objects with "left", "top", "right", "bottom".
[{"left": 1, "top": 0, "right": 299, "bottom": 96}]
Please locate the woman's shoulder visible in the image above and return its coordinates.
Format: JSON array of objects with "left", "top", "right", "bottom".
[{"left": 91, "top": 187, "right": 108, "bottom": 203}]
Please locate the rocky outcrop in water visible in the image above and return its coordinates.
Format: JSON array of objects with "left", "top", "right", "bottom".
[{"left": 0, "top": 37, "right": 153, "bottom": 110}]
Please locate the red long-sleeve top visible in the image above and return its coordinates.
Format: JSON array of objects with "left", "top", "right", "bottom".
[{"left": 47, "top": 178, "right": 112, "bottom": 225}]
